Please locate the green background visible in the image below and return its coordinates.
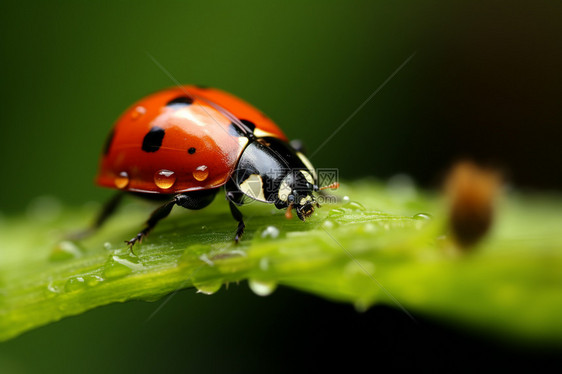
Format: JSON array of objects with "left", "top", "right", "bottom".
[{"left": 1, "top": 1, "right": 561, "bottom": 371}]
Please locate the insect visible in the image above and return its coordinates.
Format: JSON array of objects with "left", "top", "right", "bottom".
[{"left": 89, "top": 85, "right": 337, "bottom": 248}]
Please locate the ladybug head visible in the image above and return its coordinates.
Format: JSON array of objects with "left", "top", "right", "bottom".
[
  {"left": 276, "top": 169, "right": 318, "bottom": 221},
  {"left": 232, "top": 137, "right": 330, "bottom": 221}
]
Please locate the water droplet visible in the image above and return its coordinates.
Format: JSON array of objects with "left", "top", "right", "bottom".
[
  {"left": 328, "top": 208, "right": 345, "bottom": 216},
  {"left": 45, "top": 281, "right": 62, "bottom": 298},
  {"left": 322, "top": 220, "right": 335, "bottom": 229},
  {"left": 50, "top": 240, "right": 82, "bottom": 261},
  {"left": 115, "top": 171, "right": 130, "bottom": 189},
  {"left": 344, "top": 201, "right": 366, "bottom": 211},
  {"left": 342, "top": 195, "right": 351, "bottom": 203},
  {"left": 261, "top": 226, "right": 280, "bottom": 239},
  {"left": 194, "top": 279, "right": 222, "bottom": 295},
  {"left": 201, "top": 225, "right": 207, "bottom": 230},
  {"left": 193, "top": 165, "right": 209, "bottom": 181},
  {"left": 103, "top": 254, "right": 143, "bottom": 279},
  {"left": 65, "top": 276, "right": 86, "bottom": 292},
  {"left": 84, "top": 275, "right": 104, "bottom": 287},
  {"left": 354, "top": 300, "right": 369, "bottom": 313},
  {"left": 154, "top": 169, "right": 176, "bottom": 189},
  {"left": 103, "top": 242, "right": 112, "bottom": 250},
  {"left": 248, "top": 279, "right": 278, "bottom": 297},
  {"left": 47, "top": 282, "right": 59, "bottom": 293},
  {"left": 131, "top": 105, "right": 146, "bottom": 119},
  {"left": 413, "top": 213, "right": 432, "bottom": 220}
]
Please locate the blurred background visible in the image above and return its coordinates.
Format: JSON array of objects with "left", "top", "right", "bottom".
[{"left": 1, "top": 1, "right": 561, "bottom": 371}]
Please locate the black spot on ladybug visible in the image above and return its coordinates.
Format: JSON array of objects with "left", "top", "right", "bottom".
[
  {"left": 240, "top": 119, "right": 256, "bottom": 133},
  {"left": 142, "top": 127, "right": 165, "bottom": 153},
  {"left": 228, "top": 123, "right": 243, "bottom": 137},
  {"left": 166, "top": 96, "right": 194, "bottom": 108},
  {"left": 103, "top": 128, "right": 115, "bottom": 155},
  {"left": 188, "top": 147, "right": 196, "bottom": 154},
  {"left": 229, "top": 120, "right": 256, "bottom": 137}
]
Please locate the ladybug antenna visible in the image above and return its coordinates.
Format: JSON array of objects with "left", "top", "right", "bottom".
[{"left": 318, "top": 182, "right": 339, "bottom": 191}]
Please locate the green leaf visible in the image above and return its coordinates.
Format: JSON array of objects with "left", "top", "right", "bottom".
[{"left": 1, "top": 180, "right": 561, "bottom": 344}]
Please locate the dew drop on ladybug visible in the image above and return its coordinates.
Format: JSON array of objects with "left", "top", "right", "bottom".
[
  {"left": 131, "top": 106, "right": 146, "bottom": 120},
  {"left": 154, "top": 169, "right": 176, "bottom": 190},
  {"left": 193, "top": 165, "right": 209, "bottom": 182},
  {"left": 115, "top": 171, "right": 130, "bottom": 189}
]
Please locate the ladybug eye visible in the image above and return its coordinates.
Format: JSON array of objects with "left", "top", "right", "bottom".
[{"left": 166, "top": 96, "right": 194, "bottom": 107}]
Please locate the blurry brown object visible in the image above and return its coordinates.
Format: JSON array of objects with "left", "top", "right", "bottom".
[{"left": 445, "top": 161, "right": 502, "bottom": 248}]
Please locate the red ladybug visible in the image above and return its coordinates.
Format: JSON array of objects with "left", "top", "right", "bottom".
[{"left": 89, "top": 85, "right": 335, "bottom": 247}]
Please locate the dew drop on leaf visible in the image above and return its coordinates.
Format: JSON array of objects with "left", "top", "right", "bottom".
[
  {"left": 261, "top": 226, "right": 280, "bottom": 239},
  {"left": 103, "top": 255, "right": 143, "bottom": 279},
  {"left": 84, "top": 275, "right": 104, "bottom": 287},
  {"left": 248, "top": 279, "right": 278, "bottom": 297},
  {"left": 193, "top": 279, "right": 222, "bottom": 295},
  {"left": 344, "top": 201, "right": 366, "bottom": 211},
  {"left": 64, "top": 276, "right": 86, "bottom": 292}
]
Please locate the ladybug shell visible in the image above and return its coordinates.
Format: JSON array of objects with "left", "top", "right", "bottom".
[{"left": 96, "top": 86, "right": 287, "bottom": 194}]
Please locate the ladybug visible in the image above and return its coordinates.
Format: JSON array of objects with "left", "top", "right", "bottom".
[{"left": 88, "top": 85, "right": 337, "bottom": 247}]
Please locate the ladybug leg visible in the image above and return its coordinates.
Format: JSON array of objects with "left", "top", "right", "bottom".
[
  {"left": 126, "top": 197, "right": 177, "bottom": 249},
  {"left": 228, "top": 201, "right": 245, "bottom": 243},
  {"left": 225, "top": 183, "right": 246, "bottom": 243},
  {"left": 126, "top": 189, "right": 219, "bottom": 250},
  {"left": 68, "top": 192, "right": 124, "bottom": 240}
]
